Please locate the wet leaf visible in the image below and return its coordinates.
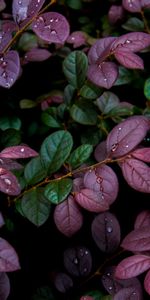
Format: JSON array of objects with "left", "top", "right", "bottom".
[
  {"left": 94, "top": 141, "right": 108, "bottom": 162},
  {"left": 0, "top": 168, "right": 21, "bottom": 196},
  {"left": 0, "top": 237, "right": 20, "bottom": 271},
  {"left": 134, "top": 210, "right": 150, "bottom": 229},
  {"left": 0, "top": 272, "right": 10, "bottom": 300},
  {"left": 75, "top": 188, "right": 109, "bottom": 212},
  {"left": 144, "top": 269, "right": 150, "bottom": 295},
  {"left": 111, "top": 32, "right": 150, "bottom": 53},
  {"left": 44, "top": 178, "right": 72, "bottom": 204},
  {"left": 24, "top": 48, "right": 51, "bottom": 62},
  {"left": 121, "top": 226, "right": 150, "bottom": 252},
  {"left": 122, "top": 0, "right": 141, "bottom": 12},
  {"left": 0, "top": 145, "right": 38, "bottom": 159},
  {"left": 132, "top": 147, "right": 150, "bottom": 162},
  {"left": 54, "top": 272, "right": 73, "bottom": 293},
  {"left": 113, "top": 286, "right": 142, "bottom": 300},
  {"left": 0, "top": 51, "right": 20, "bottom": 88},
  {"left": 24, "top": 156, "right": 47, "bottom": 185},
  {"left": 12, "top": 0, "right": 45, "bottom": 25},
  {"left": 114, "top": 49, "right": 144, "bottom": 69},
  {"left": 88, "top": 37, "right": 116, "bottom": 65},
  {"left": 68, "top": 144, "right": 93, "bottom": 169}
]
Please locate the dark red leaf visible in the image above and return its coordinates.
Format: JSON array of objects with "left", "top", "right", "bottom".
[
  {"left": 83, "top": 165, "right": 119, "bottom": 205},
  {"left": 24, "top": 48, "right": 51, "bottom": 62},
  {"left": 75, "top": 188, "right": 109, "bottom": 212},
  {"left": 108, "top": 5, "right": 124, "bottom": 24},
  {"left": 73, "top": 177, "right": 84, "bottom": 192},
  {"left": 0, "top": 158, "right": 23, "bottom": 170},
  {"left": 67, "top": 31, "right": 87, "bottom": 48},
  {"left": 54, "top": 272, "right": 73, "bottom": 293},
  {"left": 32, "top": 12, "right": 70, "bottom": 43},
  {"left": 0, "top": 212, "right": 5, "bottom": 228},
  {"left": 94, "top": 141, "right": 108, "bottom": 162},
  {"left": 144, "top": 269, "right": 150, "bottom": 295},
  {"left": 115, "top": 254, "right": 150, "bottom": 279},
  {"left": 111, "top": 32, "right": 150, "bottom": 53},
  {"left": 134, "top": 210, "right": 150, "bottom": 229},
  {"left": 113, "top": 286, "right": 142, "bottom": 300},
  {"left": 0, "top": 145, "right": 38, "bottom": 159},
  {"left": 114, "top": 49, "right": 144, "bottom": 69},
  {"left": 12, "top": 0, "right": 45, "bottom": 25},
  {"left": 0, "top": 237, "right": 21, "bottom": 271},
  {"left": 53, "top": 195, "right": 83, "bottom": 237},
  {"left": 122, "top": 0, "right": 142, "bottom": 12},
  {"left": 0, "top": 168, "right": 21, "bottom": 196},
  {"left": 0, "top": 21, "right": 17, "bottom": 53},
  {"left": 88, "top": 37, "right": 116, "bottom": 64},
  {"left": 142, "top": 0, "right": 150, "bottom": 8},
  {"left": 106, "top": 116, "right": 150, "bottom": 158},
  {"left": 120, "top": 158, "right": 150, "bottom": 193},
  {"left": 121, "top": 227, "right": 150, "bottom": 252},
  {"left": 63, "top": 246, "right": 92, "bottom": 277},
  {"left": 0, "top": 272, "right": 10, "bottom": 300},
  {"left": 132, "top": 147, "right": 150, "bottom": 162},
  {"left": 87, "top": 62, "right": 118, "bottom": 89},
  {"left": 0, "top": 51, "right": 20, "bottom": 88},
  {"left": 91, "top": 212, "right": 121, "bottom": 253}
]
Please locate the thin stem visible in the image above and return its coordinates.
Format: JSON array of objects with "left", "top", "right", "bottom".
[
  {"left": 2, "top": 0, "right": 57, "bottom": 54},
  {"left": 140, "top": 9, "right": 150, "bottom": 34}
]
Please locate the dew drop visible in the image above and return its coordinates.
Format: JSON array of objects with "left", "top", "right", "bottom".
[
  {"left": 4, "top": 178, "right": 11, "bottom": 185},
  {"left": 108, "top": 286, "right": 113, "bottom": 290},
  {"left": 38, "top": 16, "right": 44, "bottom": 22},
  {"left": 74, "top": 258, "right": 78, "bottom": 264},
  {"left": 0, "top": 56, "right": 4, "bottom": 61},
  {"left": 125, "top": 144, "right": 129, "bottom": 148},
  {"left": 0, "top": 159, "right": 3, "bottom": 164},
  {"left": 44, "top": 25, "right": 51, "bottom": 30},
  {"left": 55, "top": 18, "right": 59, "bottom": 22},
  {"left": 104, "top": 78, "right": 107, "bottom": 81},
  {"left": 50, "top": 18, "right": 54, "bottom": 22},
  {"left": 37, "top": 0, "right": 40, "bottom": 2},
  {"left": 101, "top": 194, "right": 104, "bottom": 200},
  {"left": 35, "top": 4, "right": 38, "bottom": 7},
  {"left": 18, "top": 0, "right": 22, "bottom": 4},
  {"left": 5, "top": 82, "right": 10, "bottom": 88},
  {"left": 2, "top": 71, "right": 7, "bottom": 78},
  {"left": 85, "top": 250, "right": 88, "bottom": 255},
  {"left": 107, "top": 226, "right": 113, "bottom": 233},
  {"left": 6, "top": 188, "right": 9, "bottom": 193},
  {"left": 126, "top": 39, "right": 131, "bottom": 44},
  {"left": 20, "top": 148, "right": 25, "bottom": 152},
  {"left": 34, "top": 24, "right": 37, "bottom": 28},
  {"left": 10, "top": 78, "right": 14, "bottom": 83},
  {"left": 71, "top": 37, "right": 75, "bottom": 40},
  {"left": 51, "top": 30, "right": 56, "bottom": 34},
  {"left": 111, "top": 143, "right": 118, "bottom": 152},
  {"left": 2, "top": 61, "right": 7, "bottom": 67},
  {"left": 107, "top": 272, "right": 111, "bottom": 276},
  {"left": 98, "top": 64, "right": 101, "bottom": 69},
  {"left": 118, "top": 127, "right": 121, "bottom": 131},
  {"left": 83, "top": 267, "right": 87, "bottom": 273}
]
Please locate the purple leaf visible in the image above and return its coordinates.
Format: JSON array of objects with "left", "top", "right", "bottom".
[
  {"left": 83, "top": 165, "right": 119, "bottom": 205},
  {"left": 0, "top": 168, "right": 21, "bottom": 196},
  {"left": 0, "top": 237, "right": 21, "bottom": 271},
  {"left": 0, "top": 0, "right": 6, "bottom": 12},
  {"left": 0, "top": 21, "right": 17, "bottom": 53},
  {"left": 32, "top": 12, "right": 70, "bottom": 43},
  {"left": 88, "top": 37, "right": 116, "bottom": 65},
  {"left": 113, "top": 286, "right": 142, "bottom": 300},
  {"left": 75, "top": 188, "right": 109, "bottom": 212},
  {"left": 12, "top": 0, "right": 45, "bottom": 25},
  {"left": 142, "top": 0, "right": 150, "bottom": 8},
  {"left": 24, "top": 48, "right": 51, "bottom": 62},
  {"left": 87, "top": 61, "right": 118, "bottom": 89},
  {"left": 106, "top": 116, "right": 150, "bottom": 158},
  {"left": 73, "top": 177, "right": 84, "bottom": 192},
  {"left": 0, "top": 272, "right": 10, "bottom": 300},
  {"left": 114, "top": 49, "right": 144, "bottom": 69},
  {"left": 0, "top": 51, "right": 20, "bottom": 88},
  {"left": 115, "top": 254, "right": 150, "bottom": 279},
  {"left": 0, "top": 145, "right": 38, "bottom": 159},
  {"left": 108, "top": 5, "right": 125, "bottom": 24},
  {"left": 53, "top": 195, "right": 83, "bottom": 237},
  {"left": 67, "top": 31, "right": 87, "bottom": 48},
  {"left": 121, "top": 227, "right": 150, "bottom": 252},
  {"left": 111, "top": 32, "right": 150, "bottom": 53},
  {"left": 94, "top": 141, "right": 108, "bottom": 162},
  {"left": 0, "top": 158, "right": 23, "bottom": 171},
  {"left": 134, "top": 210, "right": 150, "bottom": 229},
  {"left": 120, "top": 158, "right": 150, "bottom": 193},
  {"left": 144, "top": 269, "right": 150, "bottom": 295},
  {"left": 91, "top": 212, "right": 121, "bottom": 253},
  {"left": 63, "top": 246, "right": 92, "bottom": 277},
  {"left": 54, "top": 272, "right": 73, "bottom": 293},
  {"left": 122, "top": 0, "right": 142, "bottom": 12},
  {"left": 96, "top": 91, "right": 120, "bottom": 114},
  {"left": 132, "top": 147, "right": 150, "bottom": 162},
  {"left": 0, "top": 212, "right": 5, "bottom": 228}
]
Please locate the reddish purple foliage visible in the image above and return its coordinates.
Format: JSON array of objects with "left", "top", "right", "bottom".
[
  {"left": 0, "top": 145, "right": 38, "bottom": 159},
  {"left": 121, "top": 227, "right": 150, "bottom": 252},
  {"left": 0, "top": 167, "right": 21, "bottom": 196},
  {"left": 134, "top": 210, "right": 150, "bottom": 229},
  {"left": 75, "top": 188, "right": 109, "bottom": 212},
  {"left": 0, "top": 237, "right": 21, "bottom": 271},
  {"left": 0, "top": 51, "right": 20, "bottom": 88},
  {"left": 108, "top": 5, "right": 124, "bottom": 24},
  {"left": 54, "top": 272, "right": 73, "bottom": 293},
  {"left": 0, "top": 272, "right": 10, "bottom": 300},
  {"left": 144, "top": 269, "right": 150, "bottom": 295}
]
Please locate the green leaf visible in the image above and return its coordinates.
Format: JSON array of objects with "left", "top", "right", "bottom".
[
  {"left": 24, "top": 156, "right": 47, "bottom": 185},
  {"left": 70, "top": 98, "right": 97, "bottom": 125},
  {"left": 122, "top": 17, "right": 144, "bottom": 32},
  {"left": 40, "top": 130, "right": 73, "bottom": 174},
  {"left": 82, "top": 290, "right": 104, "bottom": 299},
  {"left": 66, "top": 0, "right": 82, "bottom": 10},
  {"left": 44, "top": 178, "right": 72, "bottom": 204},
  {"left": 64, "top": 84, "right": 76, "bottom": 105},
  {"left": 101, "top": 296, "right": 112, "bottom": 300},
  {"left": 114, "top": 66, "right": 133, "bottom": 86},
  {"left": 80, "top": 82, "right": 102, "bottom": 99},
  {"left": 1, "top": 129, "right": 21, "bottom": 147},
  {"left": 0, "top": 116, "right": 21, "bottom": 130},
  {"left": 144, "top": 78, "right": 150, "bottom": 100},
  {"left": 41, "top": 112, "right": 61, "bottom": 128},
  {"left": 57, "top": 103, "right": 67, "bottom": 119},
  {"left": 32, "top": 286, "right": 55, "bottom": 300},
  {"left": 63, "top": 51, "right": 88, "bottom": 89},
  {"left": 21, "top": 188, "right": 51, "bottom": 226},
  {"left": 68, "top": 144, "right": 93, "bottom": 168},
  {"left": 18, "top": 32, "right": 38, "bottom": 51},
  {"left": 96, "top": 92, "right": 120, "bottom": 115},
  {"left": 19, "top": 99, "right": 37, "bottom": 109}
]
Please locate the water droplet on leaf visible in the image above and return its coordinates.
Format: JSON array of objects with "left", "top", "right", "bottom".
[
  {"left": 20, "top": 148, "right": 25, "bottom": 152},
  {"left": 74, "top": 258, "right": 78, "bottom": 264},
  {"left": 111, "top": 143, "right": 118, "bottom": 152},
  {"left": 4, "top": 178, "right": 11, "bottom": 185},
  {"left": 107, "top": 226, "right": 113, "bottom": 233}
]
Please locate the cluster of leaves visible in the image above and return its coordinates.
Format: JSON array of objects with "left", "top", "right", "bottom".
[{"left": 1, "top": 0, "right": 150, "bottom": 299}]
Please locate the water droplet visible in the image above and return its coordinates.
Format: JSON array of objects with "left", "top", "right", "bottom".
[
  {"left": 5, "top": 82, "right": 10, "bottom": 88},
  {"left": 111, "top": 143, "right": 118, "bottom": 152},
  {"left": 55, "top": 18, "right": 59, "bottom": 22},
  {"left": 18, "top": 0, "right": 22, "bottom": 4},
  {"left": 118, "top": 127, "right": 121, "bottom": 131},
  {"left": 37, "top": 0, "right": 40, "bottom": 2},
  {"left": 101, "top": 194, "right": 104, "bottom": 200},
  {"left": 34, "top": 24, "right": 37, "bottom": 28},
  {"left": 6, "top": 188, "right": 9, "bottom": 193},
  {"left": 107, "top": 272, "right": 111, "bottom": 276},
  {"left": 2, "top": 61, "right": 7, "bottom": 67},
  {"left": 0, "top": 56, "right": 4, "bottom": 61},
  {"left": 85, "top": 250, "right": 88, "bottom": 255},
  {"left": 98, "top": 64, "right": 101, "bottom": 69},
  {"left": 2, "top": 71, "right": 7, "bottom": 78},
  {"left": 83, "top": 267, "right": 87, "bottom": 273},
  {"left": 129, "top": 3, "right": 133, "bottom": 6},
  {"left": 35, "top": 4, "right": 38, "bottom": 7},
  {"left": 104, "top": 78, "right": 107, "bottom": 81},
  {"left": 107, "top": 226, "right": 113, "bottom": 233},
  {"left": 38, "top": 16, "right": 44, "bottom": 22},
  {"left": 4, "top": 178, "right": 11, "bottom": 185},
  {"left": 51, "top": 30, "right": 56, "bottom": 34},
  {"left": 71, "top": 37, "right": 75, "bottom": 40},
  {"left": 79, "top": 248, "right": 84, "bottom": 256},
  {"left": 20, "top": 148, "right": 25, "bottom": 152},
  {"left": 74, "top": 258, "right": 78, "bottom": 264},
  {"left": 126, "top": 39, "right": 131, "bottom": 44},
  {"left": 50, "top": 18, "right": 54, "bottom": 22},
  {"left": 10, "top": 78, "right": 14, "bottom": 83},
  {"left": 125, "top": 144, "right": 129, "bottom": 148},
  {"left": 0, "top": 159, "right": 3, "bottom": 164},
  {"left": 108, "top": 286, "right": 113, "bottom": 290},
  {"left": 44, "top": 25, "right": 51, "bottom": 30}
]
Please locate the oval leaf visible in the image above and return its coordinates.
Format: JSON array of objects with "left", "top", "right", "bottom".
[
  {"left": 106, "top": 116, "right": 150, "bottom": 158},
  {"left": 70, "top": 99, "right": 97, "bottom": 125},
  {"left": 67, "top": 31, "right": 87, "bottom": 48},
  {"left": 121, "top": 227, "right": 150, "bottom": 252},
  {"left": 12, "top": 0, "right": 45, "bottom": 25},
  {"left": 54, "top": 272, "right": 73, "bottom": 293},
  {"left": 68, "top": 144, "right": 93, "bottom": 169},
  {"left": 0, "top": 168, "right": 21, "bottom": 196},
  {"left": 144, "top": 78, "right": 150, "bottom": 100},
  {"left": 96, "top": 91, "right": 120, "bottom": 115},
  {"left": 115, "top": 254, "right": 150, "bottom": 279},
  {"left": 113, "top": 286, "right": 142, "bottom": 300},
  {"left": 0, "top": 237, "right": 20, "bottom": 271},
  {"left": 24, "top": 48, "right": 51, "bottom": 62},
  {"left": 131, "top": 147, "right": 150, "bottom": 162},
  {"left": 91, "top": 212, "right": 121, "bottom": 253},
  {"left": 122, "top": 0, "right": 141, "bottom": 12},
  {"left": 88, "top": 37, "right": 116, "bottom": 65},
  {"left": 94, "top": 141, "right": 108, "bottom": 162},
  {"left": 111, "top": 32, "right": 150, "bottom": 53},
  {"left": 24, "top": 156, "right": 47, "bottom": 185},
  {"left": 0, "top": 158, "right": 22, "bottom": 171},
  {"left": 75, "top": 188, "right": 109, "bottom": 212},
  {"left": 134, "top": 210, "right": 150, "bottom": 229},
  {"left": 114, "top": 49, "right": 144, "bottom": 69},
  {"left": 44, "top": 178, "right": 72, "bottom": 204},
  {"left": 32, "top": 12, "right": 70, "bottom": 43},
  {"left": 53, "top": 195, "right": 83, "bottom": 237},
  {"left": 144, "top": 269, "right": 150, "bottom": 295},
  {"left": 0, "top": 51, "right": 20, "bottom": 88},
  {"left": 0, "top": 145, "right": 38, "bottom": 159},
  {"left": 0, "top": 272, "right": 10, "bottom": 300}
]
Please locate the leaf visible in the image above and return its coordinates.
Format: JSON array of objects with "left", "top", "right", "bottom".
[
  {"left": 0, "top": 51, "right": 20, "bottom": 88},
  {"left": 41, "top": 111, "right": 61, "bottom": 128},
  {"left": 113, "top": 286, "right": 142, "bottom": 300},
  {"left": 134, "top": 210, "right": 150, "bottom": 229},
  {"left": 24, "top": 48, "right": 51, "bottom": 62},
  {"left": 73, "top": 177, "right": 84, "bottom": 192},
  {"left": 63, "top": 51, "right": 88, "bottom": 89},
  {"left": 0, "top": 237, "right": 20, "bottom": 271},
  {"left": 80, "top": 82, "right": 102, "bottom": 100},
  {"left": 12, "top": 0, "right": 45, "bottom": 25},
  {"left": 121, "top": 227, "right": 150, "bottom": 252},
  {"left": 142, "top": 0, "right": 150, "bottom": 8},
  {"left": 63, "top": 246, "right": 92, "bottom": 277},
  {"left": 106, "top": 116, "right": 150, "bottom": 158},
  {"left": 94, "top": 141, "right": 108, "bottom": 162},
  {"left": 32, "top": 12, "right": 70, "bottom": 43},
  {"left": 0, "top": 145, "right": 38, "bottom": 159},
  {"left": 122, "top": 0, "right": 141, "bottom": 12},
  {"left": 108, "top": 5, "right": 124, "bottom": 25},
  {"left": 64, "top": 84, "right": 76, "bottom": 105},
  {"left": 75, "top": 188, "right": 109, "bottom": 212},
  {"left": 68, "top": 144, "right": 93, "bottom": 169},
  {"left": 144, "top": 78, "right": 150, "bottom": 101},
  {"left": 53, "top": 195, "right": 83, "bottom": 237},
  {"left": 111, "top": 32, "right": 150, "bottom": 53},
  {"left": 19, "top": 99, "right": 37, "bottom": 109},
  {"left": 88, "top": 37, "right": 116, "bottom": 65},
  {"left": 24, "top": 156, "right": 47, "bottom": 185},
  {"left": 91, "top": 212, "right": 121, "bottom": 253},
  {"left": 54, "top": 272, "right": 73, "bottom": 293},
  {"left": 0, "top": 117, "right": 21, "bottom": 131},
  {"left": 40, "top": 130, "right": 73, "bottom": 174},
  {"left": 21, "top": 188, "right": 51, "bottom": 226},
  {"left": 81, "top": 290, "right": 104, "bottom": 300},
  {"left": 0, "top": 212, "right": 5, "bottom": 228},
  {"left": 144, "top": 269, "right": 150, "bottom": 295},
  {"left": 132, "top": 147, "right": 150, "bottom": 162},
  {"left": 83, "top": 165, "right": 119, "bottom": 205},
  {"left": 114, "top": 66, "right": 133, "bottom": 86},
  {"left": 0, "top": 272, "right": 10, "bottom": 300},
  {"left": 0, "top": 158, "right": 22, "bottom": 171},
  {"left": 87, "top": 62, "right": 118, "bottom": 89},
  {"left": 122, "top": 17, "right": 144, "bottom": 32},
  {"left": 66, "top": 0, "right": 82, "bottom": 10},
  {"left": 44, "top": 178, "right": 72, "bottom": 204},
  {"left": 67, "top": 31, "right": 87, "bottom": 48},
  {"left": 70, "top": 98, "right": 97, "bottom": 125},
  {"left": 32, "top": 286, "right": 55, "bottom": 300},
  {"left": 96, "top": 92, "right": 120, "bottom": 115},
  {"left": 115, "top": 254, "right": 150, "bottom": 279},
  {"left": 0, "top": 168, "right": 21, "bottom": 196},
  {"left": 114, "top": 49, "right": 144, "bottom": 69},
  {"left": 120, "top": 158, "right": 150, "bottom": 193}
]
